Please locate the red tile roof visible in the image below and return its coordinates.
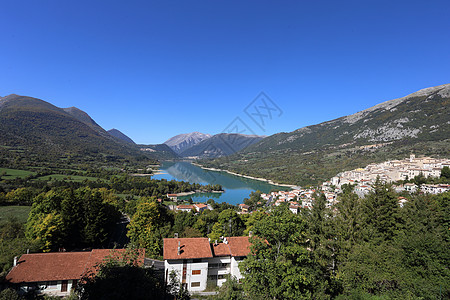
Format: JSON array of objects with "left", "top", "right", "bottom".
[
  {"left": 177, "top": 205, "right": 195, "bottom": 210},
  {"left": 211, "top": 243, "right": 230, "bottom": 257},
  {"left": 5, "top": 249, "right": 139, "bottom": 284},
  {"left": 164, "top": 238, "right": 213, "bottom": 260},
  {"left": 164, "top": 237, "right": 253, "bottom": 260},
  {"left": 226, "top": 237, "right": 252, "bottom": 257}
]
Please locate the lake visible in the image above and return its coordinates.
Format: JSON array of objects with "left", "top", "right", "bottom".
[{"left": 152, "top": 161, "right": 286, "bottom": 205}]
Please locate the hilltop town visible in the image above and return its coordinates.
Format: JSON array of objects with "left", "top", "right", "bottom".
[{"left": 252, "top": 155, "right": 450, "bottom": 213}]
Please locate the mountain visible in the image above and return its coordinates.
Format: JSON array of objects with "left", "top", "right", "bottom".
[
  {"left": 107, "top": 129, "right": 136, "bottom": 144},
  {"left": 0, "top": 94, "right": 159, "bottom": 167},
  {"left": 63, "top": 106, "right": 105, "bottom": 135},
  {"left": 180, "top": 133, "right": 264, "bottom": 158},
  {"left": 138, "top": 143, "right": 179, "bottom": 160},
  {"left": 201, "top": 84, "right": 450, "bottom": 186},
  {"left": 164, "top": 132, "right": 211, "bottom": 154}
]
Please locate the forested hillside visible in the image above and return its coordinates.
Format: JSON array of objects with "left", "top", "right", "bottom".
[{"left": 202, "top": 84, "right": 450, "bottom": 186}]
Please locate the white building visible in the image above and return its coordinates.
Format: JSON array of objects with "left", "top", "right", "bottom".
[{"left": 163, "top": 236, "right": 251, "bottom": 293}]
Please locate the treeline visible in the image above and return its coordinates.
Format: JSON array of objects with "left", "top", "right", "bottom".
[
  {"left": 228, "top": 181, "right": 449, "bottom": 299},
  {"left": 126, "top": 197, "right": 243, "bottom": 258},
  {"left": 0, "top": 175, "right": 223, "bottom": 206}
]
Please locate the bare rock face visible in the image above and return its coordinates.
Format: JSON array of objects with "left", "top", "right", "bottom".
[{"left": 164, "top": 132, "right": 212, "bottom": 154}]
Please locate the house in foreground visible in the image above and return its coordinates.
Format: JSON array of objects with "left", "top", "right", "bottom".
[
  {"left": 164, "top": 236, "right": 251, "bottom": 292},
  {"left": 5, "top": 249, "right": 142, "bottom": 297}
]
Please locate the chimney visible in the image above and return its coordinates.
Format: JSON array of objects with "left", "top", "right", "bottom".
[
  {"left": 214, "top": 240, "right": 218, "bottom": 245},
  {"left": 249, "top": 231, "right": 253, "bottom": 237},
  {"left": 13, "top": 256, "right": 18, "bottom": 267},
  {"left": 223, "top": 237, "right": 228, "bottom": 244},
  {"left": 177, "top": 241, "right": 181, "bottom": 255},
  {"left": 174, "top": 233, "right": 179, "bottom": 238}
]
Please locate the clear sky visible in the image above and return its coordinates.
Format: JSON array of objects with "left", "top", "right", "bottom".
[{"left": 1, "top": 0, "right": 449, "bottom": 144}]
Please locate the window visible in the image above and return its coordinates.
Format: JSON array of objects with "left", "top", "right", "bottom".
[
  {"left": 192, "top": 270, "right": 201, "bottom": 275},
  {"left": 191, "top": 282, "right": 200, "bottom": 287},
  {"left": 61, "top": 280, "right": 68, "bottom": 292}
]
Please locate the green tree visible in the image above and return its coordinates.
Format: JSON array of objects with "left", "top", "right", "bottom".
[
  {"left": 78, "top": 249, "right": 165, "bottom": 300},
  {"left": 360, "top": 179, "right": 401, "bottom": 242},
  {"left": 304, "top": 193, "right": 340, "bottom": 297},
  {"left": 208, "top": 209, "right": 244, "bottom": 241},
  {"left": 25, "top": 188, "right": 120, "bottom": 251},
  {"left": 214, "top": 275, "right": 244, "bottom": 300},
  {"left": 26, "top": 212, "right": 65, "bottom": 252},
  {"left": 0, "top": 288, "right": 20, "bottom": 300},
  {"left": 127, "top": 198, "right": 173, "bottom": 257},
  {"left": 240, "top": 205, "right": 315, "bottom": 299},
  {"left": 333, "top": 190, "right": 363, "bottom": 261},
  {"left": 441, "top": 166, "right": 450, "bottom": 180},
  {"left": 194, "top": 209, "right": 219, "bottom": 236}
]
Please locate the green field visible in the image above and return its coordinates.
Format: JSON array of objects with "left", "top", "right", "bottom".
[
  {"left": 0, "top": 206, "right": 32, "bottom": 225},
  {"left": 0, "top": 168, "right": 36, "bottom": 179},
  {"left": 35, "top": 174, "right": 103, "bottom": 182}
]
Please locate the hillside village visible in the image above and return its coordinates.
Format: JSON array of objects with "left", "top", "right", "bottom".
[
  {"left": 253, "top": 155, "right": 450, "bottom": 213},
  {"left": 166, "top": 155, "right": 450, "bottom": 215}
]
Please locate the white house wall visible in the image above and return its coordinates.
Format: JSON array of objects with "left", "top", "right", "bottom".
[{"left": 165, "top": 260, "right": 208, "bottom": 292}]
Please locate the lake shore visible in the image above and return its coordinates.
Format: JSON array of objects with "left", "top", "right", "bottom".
[
  {"left": 191, "top": 162, "right": 297, "bottom": 189},
  {"left": 175, "top": 190, "right": 224, "bottom": 197}
]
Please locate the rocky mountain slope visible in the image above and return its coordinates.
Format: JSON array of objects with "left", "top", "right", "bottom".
[
  {"left": 201, "top": 84, "right": 450, "bottom": 186},
  {"left": 180, "top": 133, "right": 264, "bottom": 158},
  {"left": 164, "top": 132, "right": 211, "bottom": 154}
]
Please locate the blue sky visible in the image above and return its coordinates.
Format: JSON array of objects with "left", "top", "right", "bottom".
[{"left": 1, "top": 0, "right": 449, "bottom": 144}]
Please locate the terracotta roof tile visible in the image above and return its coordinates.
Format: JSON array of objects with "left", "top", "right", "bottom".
[
  {"left": 176, "top": 205, "right": 195, "bottom": 210},
  {"left": 164, "top": 238, "right": 213, "bottom": 260},
  {"left": 6, "top": 252, "right": 90, "bottom": 283},
  {"left": 227, "top": 236, "right": 252, "bottom": 257},
  {"left": 211, "top": 243, "right": 230, "bottom": 257},
  {"left": 6, "top": 249, "right": 142, "bottom": 284}
]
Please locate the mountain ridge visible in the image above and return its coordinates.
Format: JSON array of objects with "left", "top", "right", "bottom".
[
  {"left": 201, "top": 83, "right": 450, "bottom": 186},
  {"left": 108, "top": 128, "right": 136, "bottom": 144},
  {"left": 164, "top": 132, "right": 212, "bottom": 154},
  {"left": 180, "top": 133, "right": 264, "bottom": 158},
  {"left": 0, "top": 94, "right": 160, "bottom": 167}
]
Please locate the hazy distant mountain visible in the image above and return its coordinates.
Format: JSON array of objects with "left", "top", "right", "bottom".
[
  {"left": 164, "top": 132, "right": 211, "bottom": 154},
  {"left": 203, "top": 84, "right": 450, "bottom": 186},
  {"left": 180, "top": 133, "right": 264, "bottom": 158},
  {"left": 108, "top": 129, "right": 135, "bottom": 144}
]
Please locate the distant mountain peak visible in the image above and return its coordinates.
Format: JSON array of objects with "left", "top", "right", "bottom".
[
  {"left": 179, "top": 133, "right": 264, "bottom": 159},
  {"left": 164, "top": 132, "right": 212, "bottom": 154}
]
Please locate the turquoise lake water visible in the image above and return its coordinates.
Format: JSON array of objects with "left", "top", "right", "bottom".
[{"left": 152, "top": 161, "right": 285, "bottom": 205}]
